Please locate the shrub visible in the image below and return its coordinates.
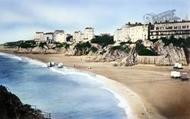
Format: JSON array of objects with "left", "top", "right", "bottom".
[
  {"left": 136, "top": 41, "right": 157, "bottom": 56},
  {"left": 90, "top": 46, "right": 98, "bottom": 53},
  {"left": 120, "top": 41, "right": 132, "bottom": 45},
  {"left": 4, "top": 40, "right": 37, "bottom": 48},
  {"left": 110, "top": 45, "right": 130, "bottom": 53},
  {"left": 91, "top": 35, "right": 114, "bottom": 47},
  {"left": 38, "top": 42, "right": 47, "bottom": 48},
  {"left": 55, "top": 42, "right": 70, "bottom": 49},
  {"left": 74, "top": 42, "right": 92, "bottom": 55},
  {"left": 151, "top": 36, "right": 187, "bottom": 47}
]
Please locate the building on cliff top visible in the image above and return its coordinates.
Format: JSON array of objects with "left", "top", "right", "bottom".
[
  {"left": 34, "top": 27, "right": 95, "bottom": 43},
  {"left": 54, "top": 30, "right": 68, "bottom": 43},
  {"left": 149, "top": 20, "right": 190, "bottom": 40},
  {"left": 114, "top": 20, "right": 190, "bottom": 43},
  {"left": 114, "top": 22, "right": 149, "bottom": 43}
]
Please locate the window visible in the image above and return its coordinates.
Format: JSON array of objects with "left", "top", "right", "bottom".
[
  {"left": 166, "top": 26, "right": 172, "bottom": 29},
  {"left": 182, "top": 26, "right": 187, "bottom": 29}
]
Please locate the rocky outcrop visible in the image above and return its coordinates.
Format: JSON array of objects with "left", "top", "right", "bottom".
[
  {"left": 102, "top": 50, "right": 127, "bottom": 62},
  {"left": 0, "top": 85, "right": 45, "bottom": 119},
  {"left": 136, "top": 40, "right": 187, "bottom": 65},
  {"left": 154, "top": 41, "right": 187, "bottom": 65},
  {"left": 120, "top": 45, "right": 138, "bottom": 66}
]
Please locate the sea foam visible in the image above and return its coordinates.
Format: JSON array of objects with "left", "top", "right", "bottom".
[{"left": 0, "top": 52, "right": 22, "bottom": 61}]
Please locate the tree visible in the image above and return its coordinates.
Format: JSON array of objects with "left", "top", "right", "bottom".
[{"left": 91, "top": 35, "right": 115, "bottom": 47}]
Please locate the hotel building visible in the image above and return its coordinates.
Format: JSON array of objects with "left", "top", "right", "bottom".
[
  {"left": 34, "top": 32, "right": 45, "bottom": 42},
  {"left": 83, "top": 27, "right": 95, "bottom": 42},
  {"left": 44, "top": 32, "right": 54, "bottom": 43},
  {"left": 54, "top": 30, "right": 68, "bottom": 43},
  {"left": 149, "top": 20, "right": 190, "bottom": 39},
  {"left": 73, "top": 31, "right": 82, "bottom": 42},
  {"left": 73, "top": 27, "right": 95, "bottom": 42},
  {"left": 114, "top": 23, "right": 149, "bottom": 43},
  {"left": 114, "top": 20, "right": 190, "bottom": 43}
]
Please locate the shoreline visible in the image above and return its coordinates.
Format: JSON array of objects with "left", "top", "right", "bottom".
[
  {"left": 0, "top": 52, "right": 145, "bottom": 119},
  {"left": 2, "top": 49, "right": 190, "bottom": 119},
  {"left": 0, "top": 52, "right": 157, "bottom": 119}
]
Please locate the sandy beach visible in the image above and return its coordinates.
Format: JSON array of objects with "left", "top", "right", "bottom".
[{"left": 1, "top": 49, "right": 190, "bottom": 119}]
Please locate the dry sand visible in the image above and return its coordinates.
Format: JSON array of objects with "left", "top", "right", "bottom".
[{"left": 1, "top": 50, "right": 190, "bottom": 119}]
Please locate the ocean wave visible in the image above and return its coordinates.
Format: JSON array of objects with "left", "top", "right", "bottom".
[
  {"left": 21, "top": 57, "right": 47, "bottom": 67},
  {"left": 0, "top": 52, "right": 22, "bottom": 61},
  {"left": 0, "top": 52, "right": 47, "bottom": 67},
  {"left": 50, "top": 67, "right": 103, "bottom": 85}
]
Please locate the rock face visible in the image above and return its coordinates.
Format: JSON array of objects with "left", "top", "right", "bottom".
[
  {"left": 118, "top": 40, "right": 188, "bottom": 66},
  {"left": 154, "top": 41, "right": 187, "bottom": 65},
  {"left": 120, "top": 46, "right": 138, "bottom": 66},
  {"left": 0, "top": 85, "right": 45, "bottom": 119},
  {"left": 135, "top": 40, "right": 187, "bottom": 66},
  {"left": 184, "top": 48, "right": 190, "bottom": 64},
  {"left": 102, "top": 49, "right": 127, "bottom": 62}
]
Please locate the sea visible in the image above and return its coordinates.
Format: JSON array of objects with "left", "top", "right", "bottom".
[{"left": 0, "top": 52, "right": 128, "bottom": 119}]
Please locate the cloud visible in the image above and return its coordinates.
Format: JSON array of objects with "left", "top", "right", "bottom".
[{"left": 0, "top": 0, "right": 189, "bottom": 43}]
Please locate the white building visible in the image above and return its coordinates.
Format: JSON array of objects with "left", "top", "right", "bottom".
[
  {"left": 114, "top": 29, "right": 123, "bottom": 42},
  {"left": 44, "top": 32, "right": 54, "bottom": 43},
  {"left": 114, "top": 23, "right": 149, "bottom": 43},
  {"left": 83, "top": 27, "right": 95, "bottom": 42},
  {"left": 73, "top": 31, "right": 82, "bottom": 42},
  {"left": 150, "top": 20, "right": 190, "bottom": 39},
  {"left": 54, "top": 30, "right": 67, "bottom": 43},
  {"left": 73, "top": 27, "right": 95, "bottom": 42},
  {"left": 34, "top": 27, "right": 95, "bottom": 43},
  {"left": 34, "top": 32, "right": 45, "bottom": 42}
]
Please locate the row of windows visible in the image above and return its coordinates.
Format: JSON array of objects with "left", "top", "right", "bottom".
[
  {"left": 150, "top": 31, "right": 190, "bottom": 36},
  {"left": 155, "top": 25, "right": 190, "bottom": 30},
  {"left": 151, "top": 35, "right": 190, "bottom": 39}
]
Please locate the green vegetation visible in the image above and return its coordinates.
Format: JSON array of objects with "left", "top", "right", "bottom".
[
  {"left": 91, "top": 35, "right": 115, "bottom": 47},
  {"left": 74, "top": 41, "right": 92, "bottom": 55},
  {"left": 90, "top": 46, "right": 98, "bottom": 53},
  {"left": 4, "top": 40, "right": 37, "bottom": 48},
  {"left": 120, "top": 41, "right": 132, "bottom": 45},
  {"left": 110, "top": 44, "right": 130, "bottom": 53},
  {"left": 136, "top": 40, "right": 157, "bottom": 56},
  {"left": 55, "top": 42, "right": 70, "bottom": 49},
  {"left": 151, "top": 36, "right": 190, "bottom": 47},
  {"left": 74, "top": 41, "right": 99, "bottom": 55},
  {"left": 74, "top": 41, "right": 91, "bottom": 50},
  {"left": 38, "top": 42, "right": 47, "bottom": 48}
]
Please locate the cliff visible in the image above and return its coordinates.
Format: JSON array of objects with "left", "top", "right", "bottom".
[
  {"left": 112, "top": 40, "right": 188, "bottom": 66},
  {"left": 2, "top": 38, "right": 189, "bottom": 66},
  {"left": 0, "top": 85, "right": 45, "bottom": 119},
  {"left": 137, "top": 40, "right": 187, "bottom": 65}
]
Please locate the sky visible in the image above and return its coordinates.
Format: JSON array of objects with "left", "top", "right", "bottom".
[{"left": 0, "top": 0, "right": 190, "bottom": 43}]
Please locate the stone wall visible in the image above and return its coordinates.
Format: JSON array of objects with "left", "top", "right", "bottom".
[{"left": 137, "top": 55, "right": 164, "bottom": 65}]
